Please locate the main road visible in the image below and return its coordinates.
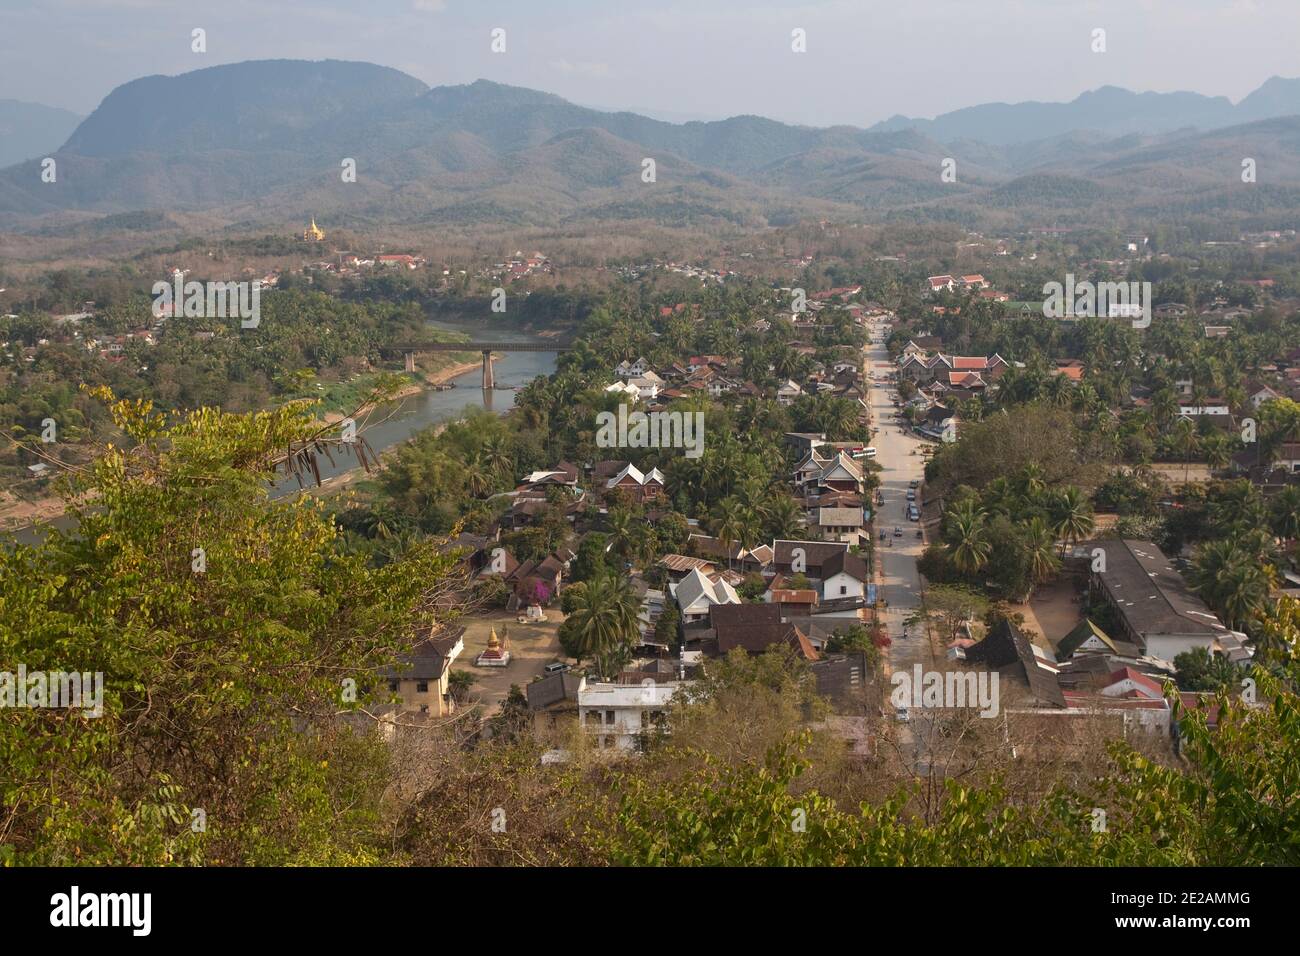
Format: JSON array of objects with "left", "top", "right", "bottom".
[{"left": 863, "top": 320, "right": 936, "bottom": 680}]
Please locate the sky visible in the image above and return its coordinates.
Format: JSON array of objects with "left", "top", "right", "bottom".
[{"left": 1, "top": 0, "right": 1296, "bottom": 126}]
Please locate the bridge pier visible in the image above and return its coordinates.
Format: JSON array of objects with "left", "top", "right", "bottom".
[
  {"left": 481, "top": 350, "right": 495, "bottom": 390},
  {"left": 404, "top": 351, "right": 416, "bottom": 373}
]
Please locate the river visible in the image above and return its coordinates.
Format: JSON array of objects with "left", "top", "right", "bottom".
[{"left": 6, "top": 318, "right": 560, "bottom": 545}]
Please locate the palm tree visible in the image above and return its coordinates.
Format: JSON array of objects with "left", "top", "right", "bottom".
[
  {"left": 713, "top": 496, "right": 748, "bottom": 569},
  {"left": 1209, "top": 480, "right": 1267, "bottom": 534},
  {"left": 761, "top": 492, "right": 803, "bottom": 539},
  {"left": 564, "top": 571, "right": 643, "bottom": 679},
  {"left": 1048, "top": 486, "right": 1095, "bottom": 555},
  {"left": 1021, "top": 517, "right": 1060, "bottom": 592},
  {"left": 1152, "top": 387, "right": 1178, "bottom": 429},
  {"left": 605, "top": 508, "right": 636, "bottom": 564},
  {"left": 946, "top": 510, "right": 991, "bottom": 577},
  {"left": 463, "top": 453, "right": 492, "bottom": 498},
  {"left": 1172, "top": 416, "right": 1199, "bottom": 485},
  {"left": 482, "top": 434, "right": 513, "bottom": 480},
  {"left": 1189, "top": 540, "right": 1271, "bottom": 631},
  {"left": 1269, "top": 485, "right": 1300, "bottom": 546},
  {"left": 1201, "top": 433, "right": 1233, "bottom": 474},
  {"left": 1015, "top": 463, "right": 1047, "bottom": 502}
]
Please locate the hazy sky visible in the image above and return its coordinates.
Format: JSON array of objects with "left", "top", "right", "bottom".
[{"left": 2, "top": 0, "right": 1296, "bottom": 125}]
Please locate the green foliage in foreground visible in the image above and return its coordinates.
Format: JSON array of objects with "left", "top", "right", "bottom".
[
  {"left": 1, "top": 390, "right": 460, "bottom": 865},
  {"left": 3, "top": 396, "right": 1298, "bottom": 866}
]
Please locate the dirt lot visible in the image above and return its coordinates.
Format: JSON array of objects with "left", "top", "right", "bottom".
[
  {"left": 452, "top": 611, "right": 565, "bottom": 710},
  {"left": 1018, "top": 576, "right": 1086, "bottom": 652}
]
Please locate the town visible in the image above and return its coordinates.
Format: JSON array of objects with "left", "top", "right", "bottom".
[{"left": 2, "top": 11, "right": 1298, "bottom": 894}]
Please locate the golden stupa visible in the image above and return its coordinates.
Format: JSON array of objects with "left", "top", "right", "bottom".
[{"left": 303, "top": 218, "right": 325, "bottom": 242}]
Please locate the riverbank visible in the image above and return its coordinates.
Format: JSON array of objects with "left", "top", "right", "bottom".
[
  {"left": 317, "top": 359, "right": 480, "bottom": 425},
  {"left": 0, "top": 490, "right": 67, "bottom": 533}
]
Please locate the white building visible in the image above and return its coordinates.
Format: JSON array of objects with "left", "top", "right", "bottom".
[
  {"left": 603, "top": 380, "right": 640, "bottom": 399},
  {"left": 669, "top": 566, "right": 741, "bottom": 623},
  {"left": 579, "top": 681, "right": 679, "bottom": 751}
]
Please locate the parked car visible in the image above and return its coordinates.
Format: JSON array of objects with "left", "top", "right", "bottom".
[
  {"left": 893, "top": 526, "right": 903, "bottom": 537},
  {"left": 906, "top": 490, "right": 916, "bottom": 501},
  {"left": 908, "top": 506, "right": 920, "bottom": 521},
  {"left": 909, "top": 479, "right": 920, "bottom": 489},
  {"left": 894, "top": 707, "right": 910, "bottom": 722},
  {"left": 544, "top": 661, "right": 571, "bottom": 674}
]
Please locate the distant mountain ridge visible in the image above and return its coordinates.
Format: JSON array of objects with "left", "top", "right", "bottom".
[
  {"left": 869, "top": 78, "right": 1300, "bottom": 145},
  {"left": 0, "top": 99, "right": 84, "bottom": 168},
  {"left": 2, "top": 60, "right": 1299, "bottom": 232}
]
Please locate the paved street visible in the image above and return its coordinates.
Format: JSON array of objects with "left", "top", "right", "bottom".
[{"left": 863, "top": 322, "right": 936, "bottom": 680}]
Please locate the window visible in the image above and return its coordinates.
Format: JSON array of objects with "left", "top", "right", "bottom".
[
  {"left": 416, "top": 681, "right": 429, "bottom": 693},
  {"left": 840, "top": 585, "right": 847, "bottom": 595},
  {"left": 605, "top": 710, "right": 615, "bottom": 725},
  {"left": 388, "top": 680, "right": 399, "bottom": 693}
]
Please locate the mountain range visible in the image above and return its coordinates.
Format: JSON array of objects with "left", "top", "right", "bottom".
[
  {"left": 0, "top": 99, "right": 84, "bottom": 169},
  {"left": 3, "top": 59, "right": 1299, "bottom": 233}
]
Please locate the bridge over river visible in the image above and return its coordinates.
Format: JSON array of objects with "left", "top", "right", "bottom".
[{"left": 385, "top": 341, "right": 573, "bottom": 388}]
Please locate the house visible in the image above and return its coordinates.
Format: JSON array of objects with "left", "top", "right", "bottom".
[
  {"left": 377, "top": 254, "right": 420, "bottom": 269},
  {"left": 579, "top": 681, "right": 678, "bottom": 751},
  {"left": 605, "top": 463, "right": 665, "bottom": 504},
  {"left": 1088, "top": 540, "right": 1237, "bottom": 663},
  {"left": 625, "top": 370, "right": 665, "bottom": 400},
  {"left": 1246, "top": 382, "right": 1282, "bottom": 409},
  {"left": 509, "top": 552, "right": 567, "bottom": 606},
  {"left": 1099, "top": 667, "right": 1166, "bottom": 701},
  {"left": 785, "top": 432, "right": 828, "bottom": 456},
  {"left": 960, "top": 618, "right": 1065, "bottom": 707},
  {"left": 820, "top": 550, "right": 868, "bottom": 601},
  {"left": 917, "top": 405, "right": 958, "bottom": 442},
  {"left": 926, "top": 275, "right": 956, "bottom": 294},
  {"left": 614, "top": 356, "right": 650, "bottom": 378},
  {"left": 517, "top": 463, "right": 580, "bottom": 494},
  {"left": 1054, "top": 618, "right": 1138, "bottom": 660},
  {"left": 1053, "top": 359, "right": 1085, "bottom": 383},
  {"left": 1233, "top": 440, "right": 1300, "bottom": 476},
  {"left": 657, "top": 553, "right": 719, "bottom": 581},
  {"left": 685, "top": 534, "right": 772, "bottom": 573},
  {"left": 378, "top": 626, "right": 465, "bottom": 717},
  {"left": 604, "top": 380, "right": 640, "bottom": 399},
  {"left": 815, "top": 507, "right": 864, "bottom": 543},
  {"left": 670, "top": 566, "right": 741, "bottom": 623},
  {"left": 709, "top": 603, "right": 819, "bottom": 662},
  {"left": 766, "top": 588, "right": 819, "bottom": 612},
  {"left": 776, "top": 379, "right": 804, "bottom": 404},
  {"left": 899, "top": 352, "right": 1006, "bottom": 386},
  {"left": 792, "top": 448, "right": 865, "bottom": 495},
  {"left": 526, "top": 672, "right": 585, "bottom": 720},
  {"left": 771, "top": 539, "right": 850, "bottom": 579}
]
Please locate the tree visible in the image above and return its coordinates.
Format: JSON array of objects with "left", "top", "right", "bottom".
[
  {"left": 945, "top": 509, "right": 991, "bottom": 577},
  {"left": 570, "top": 533, "right": 610, "bottom": 583},
  {"left": 1269, "top": 485, "right": 1300, "bottom": 545},
  {"left": 654, "top": 600, "right": 681, "bottom": 648},
  {"left": 1048, "top": 486, "right": 1095, "bottom": 555},
  {"left": 1172, "top": 647, "right": 1240, "bottom": 692},
  {"left": 559, "top": 571, "right": 643, "bottom": 679},
  {"left": 0, "top": 390, "right": 463, "bottom": 865},
  {"left": 1021, "top": 516, "right": 1061, "bottom": 593},
  {"left": 1190, "top": 540, "right": 1272, "bottom": 632}
]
